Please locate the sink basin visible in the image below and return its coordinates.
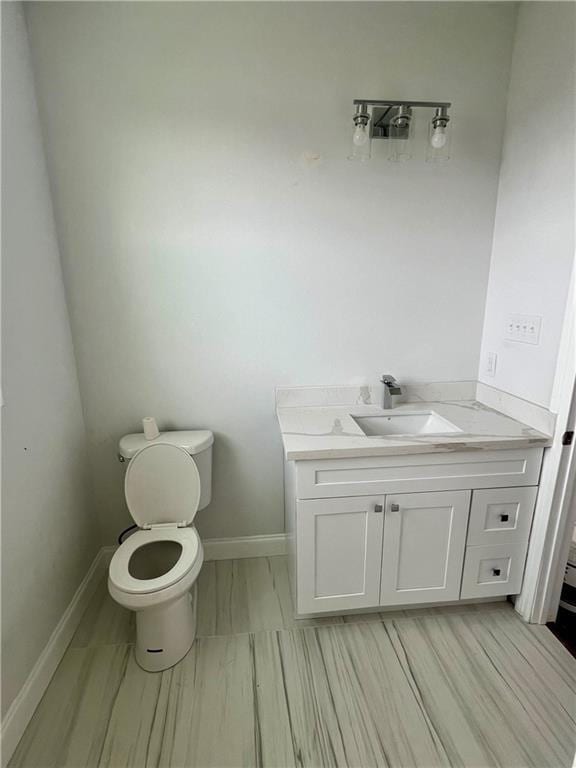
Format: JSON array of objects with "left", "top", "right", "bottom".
[{"left": 353, "top": 411, "right": 462, "bottom": 437}]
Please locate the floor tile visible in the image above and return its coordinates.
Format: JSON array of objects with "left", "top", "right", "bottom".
[
  {"left": 390, "top": 613, "right": 576, "bottom": 767},
  {"left": 97, "top": 652, "right": 174, "bottom": 767},
  {"left": 293, "top": 622, "right": 449, "bottom": 767},
  {"left": 10, "top": 636, "right": 257, "bottom": 768},
  {"left": 196, "top": 556, "right": 345, "bottom": 637},
  {"left": 460, "top": 613, "right": 576, "bottom": 765},
  {"left": 159, "top": 634, "right": 257, "bottom": 767},
  {"left": 11, "top": 556, "right": 576, "bottom": 768},
  {"left": 9, "top": 645, "right": 132, "bottom": 767}
]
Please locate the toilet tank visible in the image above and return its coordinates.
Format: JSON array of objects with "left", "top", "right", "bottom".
[{"left": 118, "top": 429, "right": 214, "bottom": 511}]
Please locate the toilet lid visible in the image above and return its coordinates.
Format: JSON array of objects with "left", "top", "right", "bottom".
[{"left": 125, "top": 442, "right": 201, "bottom": 528}]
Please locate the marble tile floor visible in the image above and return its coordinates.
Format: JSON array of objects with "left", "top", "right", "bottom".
[{"left": 10, "top": 556, "right": 576, "bottom": 768}]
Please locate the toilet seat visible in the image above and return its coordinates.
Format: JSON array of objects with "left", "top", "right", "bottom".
[{"left": 109, "top": 527, "right": 201, "bottom": 594}]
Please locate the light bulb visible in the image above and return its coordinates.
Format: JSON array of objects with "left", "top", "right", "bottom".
[
  {"left": 426, "top": 109, "right": 451, "bottom": 162},
  {"left": 353, "top": 123, "right": 369, "bottom": 147},
  {"left": 349, "top": 107, "right": 371, "bottom": 162},
  {"left": 430, "top": 125, "right": 447, "bottom": 149}
]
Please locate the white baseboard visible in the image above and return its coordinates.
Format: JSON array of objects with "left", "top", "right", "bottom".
[
  {"left": 103, "top": 533, "right": 288, "bottom": 564},
  {"left": 202, "top": 533, "right": 287, "bottom": 561},
  {"left": 0, "top": 549, "right": 108, "bottom": 766},
  {"left": 101, "top": 545, "right": 115, "bottom": 567}
]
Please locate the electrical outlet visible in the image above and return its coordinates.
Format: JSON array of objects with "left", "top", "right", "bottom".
[
  {"left": 505, "top": 314, "right": 542, "bottom": 345},
  {"left": 486, "top": 352, "right": 497, "bottom": 377}
]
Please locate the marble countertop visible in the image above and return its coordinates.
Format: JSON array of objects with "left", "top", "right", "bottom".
[{"left": 277, "top": 400, "right": 552, "bottom": 461}]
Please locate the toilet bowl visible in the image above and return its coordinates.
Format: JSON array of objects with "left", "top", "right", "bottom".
[{"left": 108, "top": 430, "right": 213, "bottom": 672}]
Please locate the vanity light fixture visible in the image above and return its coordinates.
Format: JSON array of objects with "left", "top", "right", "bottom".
[{"left": 348, "top": 99, "right": 452, "bottom": 163}]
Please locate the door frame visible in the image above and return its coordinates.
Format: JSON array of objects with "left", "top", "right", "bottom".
[{"left": 516, "top": 266, "right": 576, "bottom": 623}]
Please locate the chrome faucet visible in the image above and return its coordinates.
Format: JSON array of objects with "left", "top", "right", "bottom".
[{"left": 381, "top": 375, "right": 402, "bottom": 409}]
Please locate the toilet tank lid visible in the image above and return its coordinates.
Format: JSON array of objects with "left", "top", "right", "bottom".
[{"left": 119, "top": 429, "right": 214, "bottom": 460}]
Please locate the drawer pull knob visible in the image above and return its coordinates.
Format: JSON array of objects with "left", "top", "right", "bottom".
[
  {"left": 374, "top": 504, "right": 383, "bottom": 514},
  {"left": 390, "top": 503, "right": 400, "bottom": 512},
  {"left": 499, "top": 514, "right": 509, "bottom": 522},
  {"left": 492, "top": 568, "right": 501, "bottom": 576}
]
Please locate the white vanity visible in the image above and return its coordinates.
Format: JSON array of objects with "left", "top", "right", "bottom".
[{"left": 277, "top": 385, "right": 552, "bottom": 617}]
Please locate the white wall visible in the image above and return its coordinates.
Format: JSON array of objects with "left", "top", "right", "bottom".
[
  {"left": 478, "top": 2, "right": 575, "bottom": 408},
  {"left": 26, "top": 2, "right": 517, "bottom": 543},
  {"left": 1, "top": 3, "right": 99, "bottom": 717}
]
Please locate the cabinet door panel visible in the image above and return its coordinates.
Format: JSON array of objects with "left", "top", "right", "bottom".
[
  {"left": 296, "top": 496, "right": 384, "bottom": 614},
  {"left": 380, "top": 490, "right": 470, "bottom": 606}
]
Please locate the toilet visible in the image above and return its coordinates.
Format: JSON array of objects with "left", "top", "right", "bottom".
[{"left": 108, "top": 428, "right": 213, "bottom": 672}]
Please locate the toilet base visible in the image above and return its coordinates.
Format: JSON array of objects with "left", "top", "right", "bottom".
[{"left": 134, "top": 585, "right": 197, "bottom": 672}]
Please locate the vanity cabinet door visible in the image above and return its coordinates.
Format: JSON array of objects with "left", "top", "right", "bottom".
[
  {"left": 380, "top": 490, "right": 470, "bottom": 606},
  {"left": 296, "top": 496, "right": 384, "bottom": 614}
]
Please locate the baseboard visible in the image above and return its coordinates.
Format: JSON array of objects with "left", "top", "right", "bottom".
[
  {"left": 202, "top": 533, "right": 287, "bottom": 561},
  {"left": 103, "top": 533, "right": 288, "bottom": 565},
  {"left": 0, "top": 549, "right": 108, "bottom": 766},
  {"left": 101, "top": 545, "right": 116, "bottom": 567}
]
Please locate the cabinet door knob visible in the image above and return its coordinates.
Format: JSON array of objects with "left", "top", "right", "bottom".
[
  {"left": 374, "top": 504, "right": 383, "bottom": 514},
  {"left": 492, "top": 568, "right": 501, "bottom": 576},
  {"left": 390, "top": 503, "right": 400, "bottom": 512},
  {"left": 499, "top": 514, "right": 509, "bottom": 522}
]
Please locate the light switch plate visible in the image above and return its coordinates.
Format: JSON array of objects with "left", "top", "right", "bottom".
[
  {"left": 505, "top": 314, "right": 542, "bottom": 345},
  {"left": 485, "top": 352, "right": 497, "bottom": 377}
]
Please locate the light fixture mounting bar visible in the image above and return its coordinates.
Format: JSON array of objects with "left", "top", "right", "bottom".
[{"left": 353, "top": 99, "right": 451, "bottom": 109}]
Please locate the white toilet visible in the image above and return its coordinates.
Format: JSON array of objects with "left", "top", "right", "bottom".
[{"left": 108, "top": 428, "right": 213, "bottom": 672}]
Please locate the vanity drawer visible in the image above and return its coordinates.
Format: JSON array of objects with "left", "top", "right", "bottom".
[
  {"left": 460, "top": 542, "right": 528, "bottom": 598},
  {"left": 467, "top": 487, "right": 537, "bottom": 546},
  {"left": 295, "top": 449, "right": 544, "bottom": 500}
]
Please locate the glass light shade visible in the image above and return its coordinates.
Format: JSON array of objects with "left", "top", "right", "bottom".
[
  {"left": 348, "top": 118, "right": 371, "bottom": 162},
  {"left": 387, "top": 114, "right": 413, "bottom": 162},
  {"left": 426, "top": 119, "right": 451, "bottom": 162}
]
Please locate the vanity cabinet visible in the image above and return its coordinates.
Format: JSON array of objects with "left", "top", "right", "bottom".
[{"left": 286, "top": 448, "right": 543, "bottom": 616}]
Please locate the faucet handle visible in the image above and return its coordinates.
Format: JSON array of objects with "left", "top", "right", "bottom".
[{"left": 381, "top": 374, "right": 402, "bottom": 394}]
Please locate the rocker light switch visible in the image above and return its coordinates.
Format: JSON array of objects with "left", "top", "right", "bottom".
[{"left": 485, "top": 352, "right": 497, "bottom": 377}]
